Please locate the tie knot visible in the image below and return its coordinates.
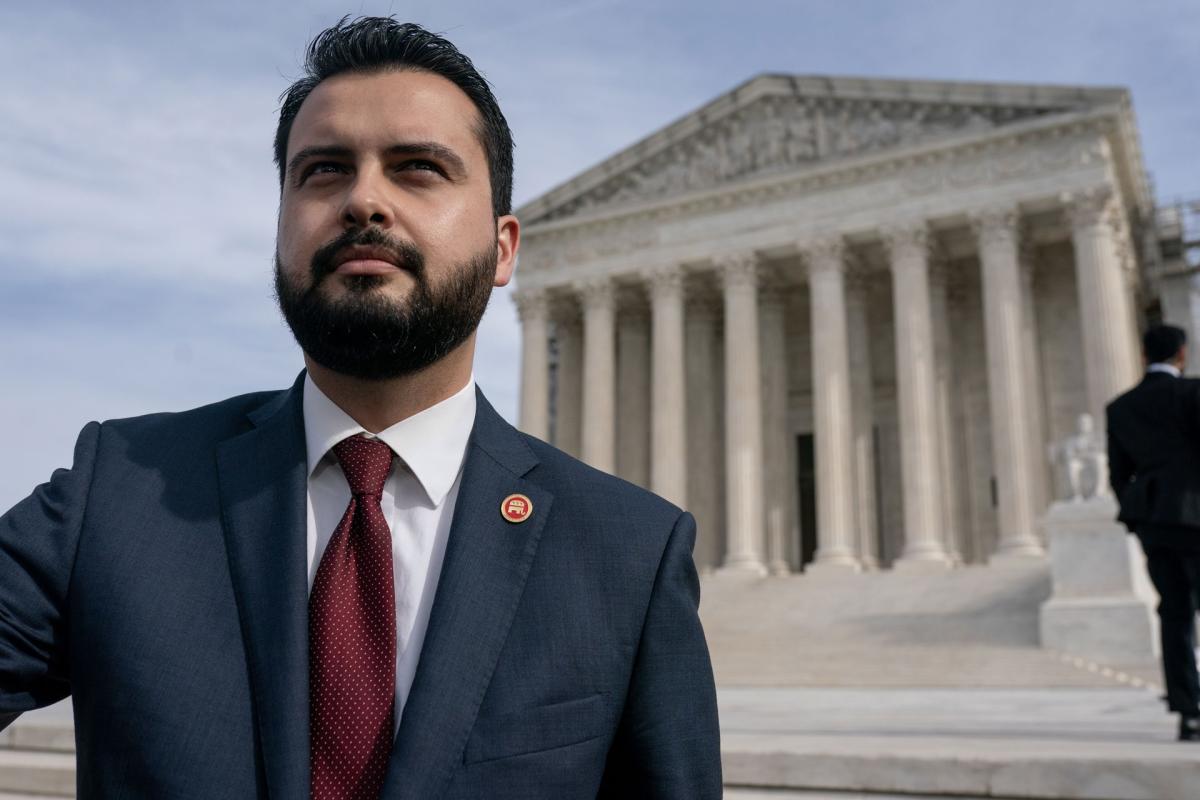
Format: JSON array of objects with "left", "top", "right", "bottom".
[{"left": 332, "top": 434, "right": 394, "bottom": 497}]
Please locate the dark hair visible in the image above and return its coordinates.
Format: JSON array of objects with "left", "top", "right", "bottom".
[
  {"left": 1143, "top": 324, "right": 1188, "bottom": 364},
  {"left": 274, "top": 17, "right": 514, "bottom": 217}
]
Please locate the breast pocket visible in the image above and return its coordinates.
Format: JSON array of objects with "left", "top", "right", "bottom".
[{"left": 463, "top": 692, "right": 609, "bottom": 765}]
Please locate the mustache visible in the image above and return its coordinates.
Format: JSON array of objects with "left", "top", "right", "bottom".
[{"left": 310, "top": 228, "right": 426, "bottom": 281}]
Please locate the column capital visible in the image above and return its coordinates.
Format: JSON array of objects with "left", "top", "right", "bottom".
[
  {"left": 642, "top": 264, "right": 686, "bottom": 300},
  {"left": 969, "top": 206, "right": 1020, "bottom": 250},
  {"left": 879, "top": 220, "right": 930, "bottom": 264},
  {"left": 1061, "top": 185, "right": 1118, "bottom": 231},
  {"left": 804, "top": 234, "right": 847, "bottom": 276},
  {"left": 511, "top": 287, "right": 549, "bottom": 322},
  {"left": 714, "top": 251, "right": 760, "bottom": 290},
  {"left": 573, "top": 276, "right": 616, "bottom": 311}
]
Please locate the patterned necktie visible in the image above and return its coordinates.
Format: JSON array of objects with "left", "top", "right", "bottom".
[{"left": 310, "top": 434, "right": 397, "bottom": 800}]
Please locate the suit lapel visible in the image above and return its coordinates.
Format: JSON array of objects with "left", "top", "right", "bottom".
[
  {"left": 216, "top": 374, "right": 310, "bottom": 800},
  {"left": 382, "top": 390, "right": 552, "bottom": 799}
]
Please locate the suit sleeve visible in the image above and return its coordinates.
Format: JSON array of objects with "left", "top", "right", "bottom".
[
  {"left": 597, "top": 511, "right": 722, "bottom": 799},
  {"left": 1106, "top": 407, "right": 1134, "bottom": 499},
  {"left": 0, "top": 421, "right": 99, "bottom": 731}
]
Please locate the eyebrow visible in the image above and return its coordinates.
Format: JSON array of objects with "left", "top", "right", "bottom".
[{"left": 286, "top": 142, "right": 468, "bottom": 180}]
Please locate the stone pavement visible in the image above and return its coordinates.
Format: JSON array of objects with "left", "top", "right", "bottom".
[
  {"left": 5, "top": 687, "right": 1198, "bottom": 799},
  {"left": 719, "top": 686, "right": 1200, "bottom": 799}
]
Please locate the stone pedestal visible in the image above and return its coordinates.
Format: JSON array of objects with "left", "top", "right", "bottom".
[{"left": 1038, "top": 497, "right": 1159, "bottom": 663}]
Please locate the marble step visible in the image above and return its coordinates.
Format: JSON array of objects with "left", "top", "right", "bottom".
[
  {"left": 0, "top": 751, "right": 75, "bottom": 798},
  {"left": 722, "top": 733, "right": 1200, "bottom": 800},
  {"left": 0, "top": 723, "right": 74, "bottom": 755}
]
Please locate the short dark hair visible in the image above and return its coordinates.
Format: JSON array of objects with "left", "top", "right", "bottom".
[
  {"left": 274, "top": 17, "right": 514, "bottom": 217},
  {"left": 1143, "top": 324, "right": 1188, "bottom": 364}
]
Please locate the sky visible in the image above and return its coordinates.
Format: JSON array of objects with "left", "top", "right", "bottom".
[{"left": 1, "top": 0, "right": 1198, "bottom": 508}]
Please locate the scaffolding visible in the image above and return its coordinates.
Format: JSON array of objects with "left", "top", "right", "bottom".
[{"left": 1155, "top": 196, "right": 1200, "bottom": 271}]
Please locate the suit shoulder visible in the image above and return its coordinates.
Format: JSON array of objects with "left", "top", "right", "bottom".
[
  {"left": 97, "top": 388, "right": 285, "bottom": 444},
  {"left": 519, "top": 435, "right": 683, "bottom": 528}
]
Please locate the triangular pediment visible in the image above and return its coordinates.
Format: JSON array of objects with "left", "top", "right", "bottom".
[{"left": 517, "top": 74, "right": 1127, "bottom": 225}]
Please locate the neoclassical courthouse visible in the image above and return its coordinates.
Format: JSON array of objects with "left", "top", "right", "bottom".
[{"left": 510, "top": 75, "right": 1162, "bottom": 575}]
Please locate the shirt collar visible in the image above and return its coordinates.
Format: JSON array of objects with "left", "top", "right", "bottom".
[
  {"left": 302, "top": 372, "right": 477, "bottom": 507},
  {"left": 1148, "top": 363, "right": 1182, "bottom": 378}
]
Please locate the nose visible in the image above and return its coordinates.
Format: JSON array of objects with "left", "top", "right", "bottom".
[{"left": 339, "top": 167, "right": 394, "bottom": 229}]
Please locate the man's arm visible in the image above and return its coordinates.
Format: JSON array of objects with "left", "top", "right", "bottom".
[
  {"left": 597, "top": 510, "right": 722, "bottom": 799},
  {"left": 0, "top": 421, "right": 99, "bottom": 731},
  {"left": 1106, "top": 408, "right": 1134, "bottom": 499}
]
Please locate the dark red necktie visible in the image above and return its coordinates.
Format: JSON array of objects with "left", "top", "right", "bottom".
[{"left": 310, "top": 434, "right": 397, "bottom": 800}]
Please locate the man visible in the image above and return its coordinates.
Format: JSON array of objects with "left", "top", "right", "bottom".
[
  {"left": 1108, "top": 324, "right": 1200, "bottom": 742},
  {"left": 0, "top": 17, "right": 721, "bottom": 798}
]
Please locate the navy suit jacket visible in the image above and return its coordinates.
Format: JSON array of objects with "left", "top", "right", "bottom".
[
  {"left": 1108, "top": 371, "right": 1200, "bottom": 547},
  {"left": 0, "top": 374, "right": 722, "bottom": 798}
]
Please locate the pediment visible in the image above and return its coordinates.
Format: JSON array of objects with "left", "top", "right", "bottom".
[{"left": 518, "top": 74, "right": 1126, "bottom": 225}]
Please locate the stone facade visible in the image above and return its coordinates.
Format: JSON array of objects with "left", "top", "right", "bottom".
[{"left": 513, "top": 75, "right": 1155, "bottom": 573}]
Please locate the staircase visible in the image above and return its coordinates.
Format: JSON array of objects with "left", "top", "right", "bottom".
[
  {"left": 699, "top": 559, "right": 1160, "bottom": 688},
  {"left": 0, "top": 706, "right": 74, "bottom": 798}
]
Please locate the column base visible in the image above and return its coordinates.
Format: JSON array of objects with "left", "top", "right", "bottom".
[
  {"left": 991, "top": 533, "right": 1047, "bottom": 563},
  {"left": 715, "top": 556, "right": 769, "bottom": 578},
  {"left": 989, "top": 547, "right": 1048, "bottom": 566},
  {"left": 767, "top": 560, "right": 792, "bottom": 577},
  {"left": 893, "top": 550, "right": 954, "bottom": 571},
  {"left": 804, "top": 559, "right": 862, "bottom": 576}
]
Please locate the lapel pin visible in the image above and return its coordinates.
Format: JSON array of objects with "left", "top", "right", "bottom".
[{"left": 501, "top": 493, "right": 533, "bottom": 523}]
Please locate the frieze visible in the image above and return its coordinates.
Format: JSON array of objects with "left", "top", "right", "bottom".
[{"left": 532, "top": 96, "right": 1058, "bottom": 223}]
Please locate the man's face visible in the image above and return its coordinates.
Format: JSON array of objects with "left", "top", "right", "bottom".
[{"left": 275, "top": 68, "right": 517, "bottom": 380}]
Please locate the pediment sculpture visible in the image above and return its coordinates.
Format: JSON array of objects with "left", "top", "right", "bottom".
[{"left": 533, "top": 95, "right": 1060, "bottom": 223}]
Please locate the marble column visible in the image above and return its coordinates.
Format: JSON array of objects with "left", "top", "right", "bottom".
[
  {"left": 515, "top": 288, "right": 550, "bottom": 440},
  {"left": 1064, "top": 186, "right": 1140, "bottom": 426},
  {"left": 806, "top": 236, "right": 861, "bottom": 569},
  {"left": 717, "top": 252, "right": 767, "bottom": 575},
  {"left": 646, "top": 266, "right": 688, "bottom": 507},
  {"left": 616, "top": 301, "right": 651, "bottom": 487},
  {"left": 551, "top": 305, "right": 583, "bottom": 458},
  {"left": 1018, "top": 242, "right": 1051, "bottom": 522},
  {"left": 577, "top": 277, "right": 617, "bottom": 473},
  {"left": 882, "top": 223, "right": 951, "bottom": 566},
  {"left": 760, "top": 286, "right": 793, "bottom": 575},
  {"left": 929, "top": 259, "right": 965, "bottom": 564},
  {"left": 845, "top": 267, "right": 880, "bottom": 569},
  {"left": 972, "top": 208, "right": 1044, "bottom": 558},
  {"left": 686, "top": 295, "right": 725, "bottom": 571}
]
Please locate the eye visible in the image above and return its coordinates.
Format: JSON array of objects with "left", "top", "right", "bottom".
[
  {"left": 397, "top": 159, "right": 445, "bottom": 177},
  {"left": 296, "top": 161, "right": 348, "bottom": 186}
]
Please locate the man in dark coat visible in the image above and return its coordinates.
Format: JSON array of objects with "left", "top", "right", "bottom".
[
  {"left": 0, "top": 18, "right": 722, "bottom": 797},
  {"left": 1108, "top": 324, "right": 1200, "bottom": 741}
]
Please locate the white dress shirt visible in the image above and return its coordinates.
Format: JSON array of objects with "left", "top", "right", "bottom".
[
  {"left": 302, "top": 373, "right": 477, "bottom": 730},
  {"left": 1148, "top": 362, "right": 1182, "bottom": 378}
]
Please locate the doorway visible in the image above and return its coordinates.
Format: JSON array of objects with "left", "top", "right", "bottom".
[{"left": 795, "top": 434, "right": 818, "bottom": 569}]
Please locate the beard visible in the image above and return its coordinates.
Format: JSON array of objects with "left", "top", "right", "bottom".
[{"left": 274, "top": 227, "right": 496, "bottom": 381}]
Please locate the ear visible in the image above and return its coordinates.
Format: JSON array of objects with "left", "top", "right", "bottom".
[{"left": 493, "top": 214, "right": 520, "bottom": 288}]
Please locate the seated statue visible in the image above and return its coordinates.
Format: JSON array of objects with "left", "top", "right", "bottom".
[{"left": 1049, "top": 413, "right": 1110, "bottom": 502}]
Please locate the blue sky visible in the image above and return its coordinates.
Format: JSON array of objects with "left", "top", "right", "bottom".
[{"left": 1, "top": 0, "right": 1198, "bottom": 507}]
